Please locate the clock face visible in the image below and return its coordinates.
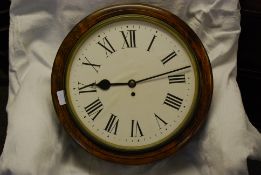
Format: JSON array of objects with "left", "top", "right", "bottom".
[
  {"left": 52, "top": 4, "right": 213, "bottom": 164},
  {"left": 65, "top": 16, "right": 199, "bottom": 151}
]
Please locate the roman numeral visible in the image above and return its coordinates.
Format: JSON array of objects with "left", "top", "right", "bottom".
[
  {"left": 154, "top": 113, "right": 168, "bottom": 129},
  {"left": 97, "top": 36, "right": 116, "bottom": 57},
  {"left": 82, "top": 57, "right": 100, "bottom": 73},
  {"left": 104, "top": 114, "right": 119, "bottom": 135},
  {"left": 147, "top": 35, "right": 157, "bottom": 51},
  {"left": 78, "top": 82, "right": 96, "bottom": 93},
  {"left": 84, "top": 98, "right": 103, "bottom": 120},
  {"left": 131, "top": 120, "right": 144, "bottom": 137},
  {"left": 120, "top": 30, "right": 136, "bottom": 48},
  {"left": 164, "top": 93, "right": 183, "bottom": 110},
  {"left": 168, "top": 74, "right": 186, "bottom": 84},
  {"left": 161, "top": 51, "right": 177, "bottom": 65}
]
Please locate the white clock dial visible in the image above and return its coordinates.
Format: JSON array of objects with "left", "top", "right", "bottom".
[{"left": 65, "top": 16, "right": 199, "bottom": 151}]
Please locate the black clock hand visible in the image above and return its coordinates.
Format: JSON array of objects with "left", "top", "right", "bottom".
[
  {"left": 136, "top": 65, "right": 191, "bottom": 84},
  {"left": 96, "top": 65, "right": 191, "bottom": 90},
  {"left": 96, "top": 79, "right": 129, "bottom": 90}
]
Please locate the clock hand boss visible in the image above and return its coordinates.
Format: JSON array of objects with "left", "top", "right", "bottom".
[{"left": 96, "top": 65, "right": 191, "bottom": 90}]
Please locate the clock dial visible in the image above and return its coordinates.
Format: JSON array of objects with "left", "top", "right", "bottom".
[
  {"left": 65, "top": 17, "right": 198, "bottom": 151},
  {"left": 52, "top": 4, "right": 213, "bottom": 164}
]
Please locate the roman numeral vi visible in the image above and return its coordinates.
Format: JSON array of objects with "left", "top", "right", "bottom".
[{"left": 131, "top": 120, "right": 144, "bottom": 137}]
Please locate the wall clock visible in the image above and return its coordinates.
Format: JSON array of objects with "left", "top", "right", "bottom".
[{"left": 51, "top": 4, "right": 213, "bottom": 164}]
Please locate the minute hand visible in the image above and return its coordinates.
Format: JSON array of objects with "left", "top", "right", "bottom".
[{"left": 136, "top": 65, "right": 191, "bottom": 84}]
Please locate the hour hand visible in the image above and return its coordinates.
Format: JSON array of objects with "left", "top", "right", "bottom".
[
  {"left": 96, "top": 79, "right": 111, "bottom": 90},
  {"left": 96, "top": 79, "right": 129, "bottom": 90}
]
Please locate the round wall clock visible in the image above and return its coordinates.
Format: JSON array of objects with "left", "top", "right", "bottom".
[{"left": 51, "top": 4, "right": 213, "bottom": 164}]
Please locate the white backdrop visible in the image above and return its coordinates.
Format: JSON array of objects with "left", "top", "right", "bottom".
[{"left": 1, "top": 0, "right": 261, "bottom": 174}]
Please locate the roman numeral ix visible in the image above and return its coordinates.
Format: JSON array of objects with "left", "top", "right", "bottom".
[{"left": 78, "top": 82, "right": 96, "bottom": 93}]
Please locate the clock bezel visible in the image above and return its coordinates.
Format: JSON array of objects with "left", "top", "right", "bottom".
[{"left": 51, "top": 4, "right": 213, "bottom": 164}]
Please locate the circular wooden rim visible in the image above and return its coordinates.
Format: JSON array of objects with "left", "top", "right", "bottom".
[{"left": 51, "top": 4, "right": 213, "bottom": 164}]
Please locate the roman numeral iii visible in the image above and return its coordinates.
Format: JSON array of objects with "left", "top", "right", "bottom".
[
  {"left": 168, "top": 74, "right": 186, "bottom": 84},
  {"left": 164, "top": 93, "right": 183, "bottom": 110},
  {"left": 120, "top": 30, "right": 136, "bottom": 48},
  {"left": 104, "top": 114, "right": 119, "bottom": 135},
  {"left": 84, "top": 98, "right": 103, "bottom": 120}
]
